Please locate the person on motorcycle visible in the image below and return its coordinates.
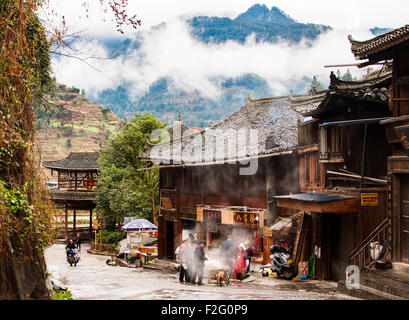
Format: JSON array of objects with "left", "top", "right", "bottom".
[{"left": 66, "top": 239, "right": 76, "bottom": 257}]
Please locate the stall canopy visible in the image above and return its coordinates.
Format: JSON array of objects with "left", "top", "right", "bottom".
[
  {"left": 274, "top": 192, "right": 360, "bottom": 214},
  {"left": 122, "top": 219, "right": 158, "bottom": 231}
]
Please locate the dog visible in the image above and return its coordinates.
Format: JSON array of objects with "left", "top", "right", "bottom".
[
  {"left": 208, "top": 267, "right": 230, "bottom": 286},
  {"left": 216, "top": 271, "right": 230, "bottom": 286}
]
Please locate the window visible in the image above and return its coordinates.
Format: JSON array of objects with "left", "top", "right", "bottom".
[
  {"left": 164, "top": 170, "right": 173, "bottom": 188},
  {"left": 320, "top": 126, "right": 343, "bottom": 160}
]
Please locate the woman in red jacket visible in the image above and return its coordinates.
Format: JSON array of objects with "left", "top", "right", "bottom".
[{"left": 234, "top": 246, "right": 246, "bottom": 281}]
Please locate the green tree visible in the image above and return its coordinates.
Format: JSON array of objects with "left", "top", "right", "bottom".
[
  {"left": 66, "top": 139, "right": 71, "bottom": 148},
  {"left": 96, "top": 114, "right": 165, "bottom": 230}
]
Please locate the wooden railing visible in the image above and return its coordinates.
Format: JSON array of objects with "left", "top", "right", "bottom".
[{"left": 349, "top": 218, "right": 389, "bottom": 271}]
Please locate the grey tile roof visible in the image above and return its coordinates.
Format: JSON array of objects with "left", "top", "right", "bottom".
[
  {"left": 49, "top": 190, "right": 96, "bottom": 201},
  {"left": 306, "top": 71, "right": 392, "bottom": 117},
  {"left": 349, "top": 25, "right": 409, "bottom": 60},
  {"left": 42, "top": 152, "right": 100, "bottom": 171},
  {"left": 143, "top": 96, "right": 303, "bottom": 164},
  {"left": 290, "top": 91, "right": 327, "bottom": 116}
]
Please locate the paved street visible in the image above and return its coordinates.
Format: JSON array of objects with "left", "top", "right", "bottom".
[{"left": 44, "top": 244, "right": 357, "bottom": 300}]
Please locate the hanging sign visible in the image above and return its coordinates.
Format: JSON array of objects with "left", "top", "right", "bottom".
[
  {"left": 233, "top": 211, "right": 259, "bottom": 227},
  {"left": 203, "top": 209, "right": 222, "bottom": 223},
  {"left": 361, "top": 193, "right": 379, "bottom": 206},
  {"left": 83, "top": 180, "right": 98, "bottom": 187},
  {"left": 92, "top": 219, "right": 99, "bottom": 230}
]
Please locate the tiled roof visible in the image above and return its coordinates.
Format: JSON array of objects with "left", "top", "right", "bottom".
[
  {"left": 290, "top": 91, "right": 327, "bottom": 116},
  {"left": 349, "top": 25, "right": 409, "bottom": 60},
  {"left": 141, "top": 95, "right": 303, "bottom": 164},
  {"left": 327, "top": 70, "right": 391, "bottom": 102},
  {"left": 306, "top": 71, "right": 392, "bottom": 117},
  {"left": 49, "top": 190, "right": 96, "bottom": 201},
  {"left": 42, "top": 152, "right": 100, "bottom": 171}
]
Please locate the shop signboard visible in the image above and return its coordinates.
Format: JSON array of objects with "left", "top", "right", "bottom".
[
  {"left": 203, "top": 209, "right": 222, "bottom": 223},
  {"left": 233, "top": 211, "right": 259, "bottom": 227},
  {"left": 361, "top": 193, "right": 379, "bottom": 206}
]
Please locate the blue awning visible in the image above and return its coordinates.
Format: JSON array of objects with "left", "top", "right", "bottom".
[
  {"left": 319, "top": 117, "right": 392, "bottom": 127},
  {"left": 274, "top": 192, "right": 357, "bottom": 203}
]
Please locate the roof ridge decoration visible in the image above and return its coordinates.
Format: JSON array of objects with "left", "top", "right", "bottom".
[
  {"left": 329, "top": 70, "right": 392, "bottom": 91},
  {"left": 247, "top": 94, "right": 289, "bottom": 103},
  {"left": 289, "top": 91, "right": 327, "bottom": 116},
  {"left": 348, "top": 25, "right": 409, "bottom": 60}
]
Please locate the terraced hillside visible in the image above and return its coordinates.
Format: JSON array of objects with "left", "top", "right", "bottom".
[{"left": 35, "top": 83, "right": 124, "bottom": 182}]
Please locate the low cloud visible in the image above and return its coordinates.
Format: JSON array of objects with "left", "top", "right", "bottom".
[{"left": 51, "top": 11, "right": 380, "bottom": 102}]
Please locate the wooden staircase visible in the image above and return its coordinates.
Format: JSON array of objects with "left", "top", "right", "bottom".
[{"left": 338, "top": 219, "right": 409, "bottom": 299}]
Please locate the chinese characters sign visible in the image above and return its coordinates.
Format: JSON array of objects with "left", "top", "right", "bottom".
[
  {"left": 233, "top": 211, "right": 259, "bottom": 227},
  {"left": 361, "top": 193, "right": 379, "bottom": 206},
  {"left": 203, "top": 209, "right": 222, "bottom": 223}
]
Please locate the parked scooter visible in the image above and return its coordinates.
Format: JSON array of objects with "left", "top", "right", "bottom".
[
  {"left": 269, "top": 241, "right": 295, "bottom": 280},
  {"left": 66, "top": 248, "right": 80, "bottom": 267}
]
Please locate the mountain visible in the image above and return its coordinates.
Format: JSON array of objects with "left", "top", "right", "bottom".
[
  {"left": 188, "top": 4, "right": 332, "bottom": 44},
  {"left": 93, "top": 4, "right": 332, "bottom": 127},
  {"left": 35, "top": 82, "right": 123, "bottom": 182},
  {"left": 370, "top": 27, "right": 392, "bottom": 36},
  {"left": 94, "top": 74, "right": 275, "bottom": 128}
]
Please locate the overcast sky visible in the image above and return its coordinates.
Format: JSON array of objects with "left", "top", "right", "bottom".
[{"left": 42, "top": 1, "right": 409, "bottom": 99}]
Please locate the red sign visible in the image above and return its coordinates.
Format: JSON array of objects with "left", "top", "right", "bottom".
[
  {"left": 203, "top": 209, "right": 221, "bottom": 223},
  {"left": 83, "top": 180, "right": 98, "bottom": 187}
]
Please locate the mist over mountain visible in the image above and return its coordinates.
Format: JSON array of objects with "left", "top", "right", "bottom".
[{"left": 91, "top": 4, "right": 333, "bottom": 127}]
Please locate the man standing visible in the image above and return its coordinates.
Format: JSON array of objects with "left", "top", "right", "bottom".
[
  {"left": 220, "top": 235, "right": 235, "bottom": 278},
  {"left": 178, "top": 239, "right": 190, "bottom": 283},
  {"left": 191, "top": 240, "right": 208, "bottom": 285}
]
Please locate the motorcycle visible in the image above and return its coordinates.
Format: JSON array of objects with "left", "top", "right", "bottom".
[
  {"left": 269, "top": 241, "right": 295, "bottom": 280},
  {"left": 66, "top": 248, "right": 80, "bottom": 267}
]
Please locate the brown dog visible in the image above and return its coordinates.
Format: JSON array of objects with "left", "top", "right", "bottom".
[
  {"left": 216, "top": 271, "right": 230, "bottom": 286},
  {"left": 208, "top": 267, "right": 230, "bottom": 286}
]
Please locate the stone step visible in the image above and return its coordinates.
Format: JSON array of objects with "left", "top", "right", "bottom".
[
  {"left": 337, "top": 280, "right": 403, "bottom": 300},
  {"left": 393, "top": 262, "right": 409, "bottom": 274},
  {"left": 360, "top": 269, "right": 409, "bottom": 299}
]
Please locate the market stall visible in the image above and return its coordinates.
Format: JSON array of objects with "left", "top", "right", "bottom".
[{"left": 121, "top": 219, "right": 158, "bottom": 265}]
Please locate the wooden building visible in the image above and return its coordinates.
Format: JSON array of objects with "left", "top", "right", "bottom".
[
  {"left": 140, "top": 96, "right": 303, "bottom": 260},
  {"left": 275, "top": 69, "right": 393, "bottom": 281},
  {"left": 42, "top": 152, "right": 99, "bottom": 242},
  {"left": 350, "top": 25, "right": 409, "bottom": 264}
]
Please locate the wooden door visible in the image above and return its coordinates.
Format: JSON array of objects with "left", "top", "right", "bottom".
[{"left": 400, "top": 175, "right": 409, "bottom": 262}]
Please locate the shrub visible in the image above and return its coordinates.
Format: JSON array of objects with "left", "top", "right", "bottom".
[{"left": 97, "top": 231, "right": 124, "bottom": 244}]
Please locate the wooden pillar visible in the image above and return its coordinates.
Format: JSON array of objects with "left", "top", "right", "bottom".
[
  {"left": 64, "top": 206, "right": 68, "bottom": 242},
  {"left": 73, "top": 209, "right": 76, "bottom": 232},
  {"left": 266, "top": 158, "right": 278, "bottom": 226}
]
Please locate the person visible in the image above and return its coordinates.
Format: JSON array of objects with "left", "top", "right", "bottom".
[
  {"left": 240, "top": 240, "right": 254, "bottom": 273},
  {"left": 191, "top": 240, "right": 208, "bottom": 285},
  {"left": 184, "top": 240, "right": 196, "bottom": 284},
  {"left": 220, "top": 235, "right": 236, "bottom": 278},
  {"left": 234, "top": 246, "right": 246, "bottom": 281},
  {"left": 65, "top": 239, "right": 76, "bottom": 257},
  {"left": 178, "top": 239, "right": 191, "bottom": 283},
  {"left": 75, "top": 233, "right": 81, "bottom": 252}
]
